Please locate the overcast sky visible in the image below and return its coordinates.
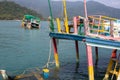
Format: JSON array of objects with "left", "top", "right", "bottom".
[{"left": 52, "top": 0, "right": 120, "bottom": 9}]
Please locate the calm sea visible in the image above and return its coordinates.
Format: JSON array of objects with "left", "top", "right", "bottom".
[{"left": 0, "top": 21, "right": 118, "bottom": 80}]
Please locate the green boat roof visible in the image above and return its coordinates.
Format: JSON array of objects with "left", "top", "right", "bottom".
[{"left": 24, "top": 15, "right": 40, "bottom": 22}]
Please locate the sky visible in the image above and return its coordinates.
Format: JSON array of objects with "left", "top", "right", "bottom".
[{"left": 52, "top": 0, "right": 120, "bottom": 9}]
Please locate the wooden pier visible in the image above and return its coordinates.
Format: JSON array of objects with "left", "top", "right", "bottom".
[{"left": 48, "top": 0, "right": 120, "bottom": 79}]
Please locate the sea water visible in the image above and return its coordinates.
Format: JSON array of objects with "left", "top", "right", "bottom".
[{"left": 0, "top": 20, "right": 118, "bottom": 80}]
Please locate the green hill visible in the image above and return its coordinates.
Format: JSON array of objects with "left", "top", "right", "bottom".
[{"left": 0, "top": 1, "right": 42, "bottom": 20}]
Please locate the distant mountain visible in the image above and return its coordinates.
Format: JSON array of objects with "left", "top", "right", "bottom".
[
  {"left": 0, "top": 1, "right": 42, "bottom": 20},
  {"left": 6, "top": 0, "right": 120, "bottom": 19}
]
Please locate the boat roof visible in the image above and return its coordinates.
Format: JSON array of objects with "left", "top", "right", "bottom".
[{"left": 24, "top": 14, "right": 40, "bottom": 22}]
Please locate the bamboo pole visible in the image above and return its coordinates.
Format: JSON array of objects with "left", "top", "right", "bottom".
[
  {"left": 56, "top": 18, "right": 61, "bottom": 33},
  {"left": 62, "top": 0, "right": 69, "bottom": 33}
]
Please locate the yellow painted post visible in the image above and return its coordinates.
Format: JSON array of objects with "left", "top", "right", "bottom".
[
  {"left": 62, "top": 0, "right": 69, "bottom": 33},
  {"left": 65, "top": 19, "right": 69, "bottom": 33},
  {"left": 103, "top": 49, "right": 117, "bottom": 80},
  {"left": 103, "top": 58, "right": 114, "bottom": 80},
  {"left": 117, "top": 69, "right": 120, "bottom": 80},
  {"left": 56, "top": 18, "right": 61, "bottom": 33}
]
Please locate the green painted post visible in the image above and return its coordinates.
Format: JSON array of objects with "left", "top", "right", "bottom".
[{"left": 48, "top": 0, "right": 54, "bottom": 32}]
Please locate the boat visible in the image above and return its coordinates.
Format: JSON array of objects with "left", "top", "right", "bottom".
[{"left": 21, "top": 15, "right": 40, "bottom": 29}]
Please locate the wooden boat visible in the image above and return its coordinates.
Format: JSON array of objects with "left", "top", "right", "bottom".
[{"left": 21, "top": 15, "right": 40, "bottom": 29}]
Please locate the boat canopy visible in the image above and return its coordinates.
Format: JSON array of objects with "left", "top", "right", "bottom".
[{"left": 23, "top": 15, "right": 40, "bottom": 23}]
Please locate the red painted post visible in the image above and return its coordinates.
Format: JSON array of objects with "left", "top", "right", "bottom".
[
  {"left": 111, "top": 49, "right": 117, "bottom": 58},
  {"left": 86, "top": 45, "right": 94, "bottom": 80},
  {"left": 52, "top": 38, "right": 60, "bottom": 68}
]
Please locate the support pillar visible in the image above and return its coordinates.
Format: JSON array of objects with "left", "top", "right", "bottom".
[
  {"left": 111, "top": 49, "right": 117, "bottom": 58},
  {"left": 117, "top": 69, "right": 120, "bottom": 80},
  {"left": 52, "top": 38, "right": 60, "bottom": 69},
  {"left": 75, "top": 40, "right": 79, "bottom": 63},
  {"left": 73, "top": 17, "right": 78, "bottom": 34},
  {"left": 75, "top": 40, "right": 79, "bottom": 73},
  {"left": 95, "top": 47, "right": 98, "bottom": 66},
  {"left": 56, "top": 18, "right": 61, "bottom": 33},
  {"left": 86, "top": 45, "right": 94, "bottom": 80}
]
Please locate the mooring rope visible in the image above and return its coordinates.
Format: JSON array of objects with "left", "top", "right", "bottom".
[{"left": 44, "top": 38, "right": 54, "bottom": 68}]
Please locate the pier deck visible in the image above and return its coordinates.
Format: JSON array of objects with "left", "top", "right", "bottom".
[{"left": 50, "top": 32, "right": 120, "bottom": 49}]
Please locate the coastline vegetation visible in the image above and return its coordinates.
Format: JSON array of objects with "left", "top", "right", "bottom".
[{"left": 0, "top": 1, "right": 42, "bottom": 20}]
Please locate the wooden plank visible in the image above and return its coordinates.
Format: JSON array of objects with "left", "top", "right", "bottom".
[
  {"left": 14, "top": 73, "right": 33, "bottom": 79},
  {"left": 32, "top": 72, "right": 43, "bottom": 80}
]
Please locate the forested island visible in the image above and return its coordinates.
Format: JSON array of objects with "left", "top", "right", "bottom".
[{"left": 0, "top": 1, "right": 42, "bottom": 20}]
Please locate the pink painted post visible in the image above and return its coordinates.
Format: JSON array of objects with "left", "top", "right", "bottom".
[
  {"left": 84, "top": 0, "right": 88, "bottom": 19},
  {"left": 84, "top": 0, "right": 89, "bottom": 36},
  {"left": 75, "top": 40, "right": 79, "bottom": 63},
  {"left": 73, "top": 17, "right": 78, "bottom": 34},
  {"left": 86, "top": 45, "right": 94, "bottom": 80},
  {"left": 52, "top": 38, "right": 60, "bottom": 68}
]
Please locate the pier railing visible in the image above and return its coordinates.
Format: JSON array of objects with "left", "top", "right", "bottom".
[{"left": 55, "top": 15, "right": 120, "bottom": 42}]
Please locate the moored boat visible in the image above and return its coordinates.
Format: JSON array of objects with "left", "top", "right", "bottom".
[{"left": 21, "top": 15, "right": 40, "bottom": 29}]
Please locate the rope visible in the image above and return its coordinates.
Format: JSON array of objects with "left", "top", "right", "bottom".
[
  {"left": 46, "top": 38, "right": 52, "bottom": 68},
  {"left": 42, "top": 38, "right": 55, "bottom": 68}
]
